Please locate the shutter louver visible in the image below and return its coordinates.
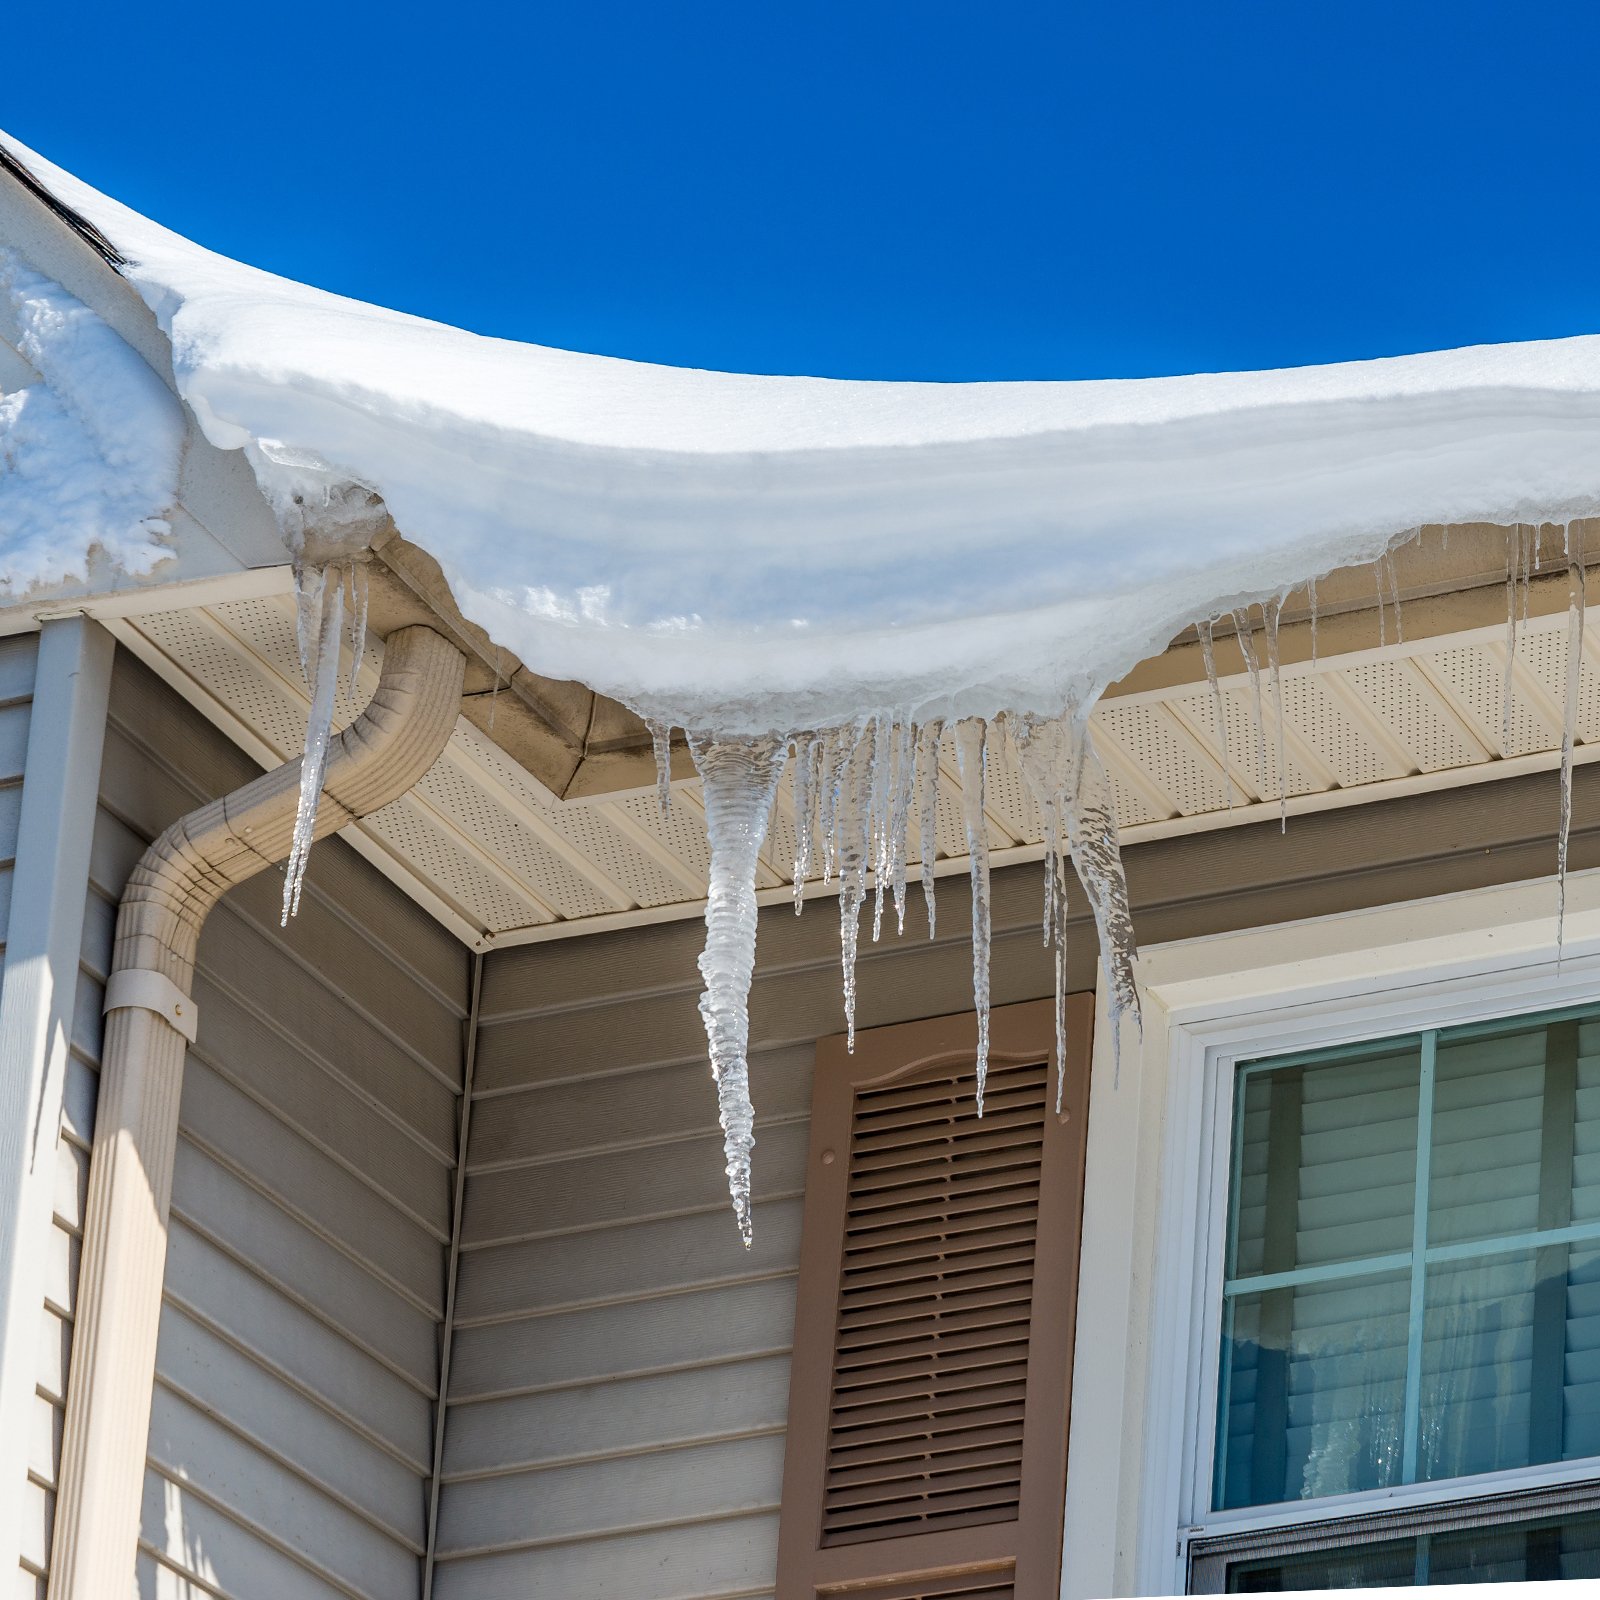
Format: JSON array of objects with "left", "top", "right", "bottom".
[{"left": 778, "top": 998, "right": 1092, "bottom": 1600}]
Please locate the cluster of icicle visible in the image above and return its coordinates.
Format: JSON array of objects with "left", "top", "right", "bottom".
[
  {"left": 268, "top": 526, "right": 1593, "bottom": 1248},
  {"left": 664, "top": 523, "right": 1595, "bottom": 1246},
  {"left": 660, "top": 708, "right": 1140, "bottom": 1247},
  {"left": 282, "top": 559, "right": 369, "bottom": 925}
]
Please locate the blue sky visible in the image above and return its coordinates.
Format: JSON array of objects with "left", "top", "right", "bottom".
[{"left": 11, "top": 2, "right": 1600, "bottom": 380}]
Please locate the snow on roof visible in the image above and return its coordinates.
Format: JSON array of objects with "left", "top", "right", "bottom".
[
  {"left": 0, "top": 246, "right": 182, "bottom": 592},
  {"left": 5, "top": 131, "right": 1600, "bottom": 730}
]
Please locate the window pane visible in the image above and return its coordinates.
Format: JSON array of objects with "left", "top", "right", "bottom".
[
  {"left": 1419, "top": 1251, "right": 1537, "bottom": 1482},
  {"left": 1429, "top": 1028, "right": 1545, "bottom": 1246},
  {"left": 1224, "top": 1536, "right": 1417, "bottom": 1590},
  {"left": 1218, "top": 1271, "right": 1409, "bottom": 1509},
  {"left": 1230, "top": 1044, "right": 1421, "bottom": 1281},
  {"left": 1214, "top": 1503, "right": 1600, "bottom": 1590}
]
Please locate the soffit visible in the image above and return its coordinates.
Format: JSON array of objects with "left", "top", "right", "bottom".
[{"left": 98, "top": 553, "right": 1600, "bottom": 951}]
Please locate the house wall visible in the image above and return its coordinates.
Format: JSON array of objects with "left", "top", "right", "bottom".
[
  {"left": 0, "top": 630, "right": 48, "bottom": 1598},
  {"left": 436, "top": 758, "right": 1600, "bottom": 1600},
  {"left": 40, "top": 649, "right": 471, "bottom": 1600}
]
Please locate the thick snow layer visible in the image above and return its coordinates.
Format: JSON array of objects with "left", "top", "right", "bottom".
[
  {"left": 0, "top": 248, "right": 181, "bottom": 594},
  {"left": 7, "top": 133, "right": 1600, "bottom": 728}
]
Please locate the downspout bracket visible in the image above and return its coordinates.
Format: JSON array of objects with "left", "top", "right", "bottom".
[{"left": 103, "top": 969, "right": 199, "bottom": 1045}]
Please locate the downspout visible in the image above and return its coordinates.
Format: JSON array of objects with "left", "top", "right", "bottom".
[{"left": 48, "top": 624, "right": 466, "bottom": 1600}]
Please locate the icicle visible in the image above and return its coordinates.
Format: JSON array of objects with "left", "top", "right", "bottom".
[
  {"left": 1558, "top": 547, "right": 1587, "bottom": 962},
  {"left": 887, "top": 719, "right": 917, "bottom": 934},
  {"left": 1375, "top": 561, "right": 1388, "bottom": 648},
  {"left": 1504, "top": 526, "right": 1522, "bottom": 752},
  {"left": 648, "top": 720, "right": 674, "bottom": 819},
  {"left": 1060, "top": 721, "right": 1142, "bottom": 1071},
  {"left": 835, "top": 724, "right": 874, "bottom": 1049},
  {"left": 1012, "top": 713, "right": 1073, "bottom": 1112},
  {"left": 687, "top": 732, "right": 790, "bottom": 1246},
  {"left": 1264, "top": 598, "right": 1288, "bottom": 833},
  {"left": 869, "top": 712, "right": 894, "bottom": 943},
  {"left": 1233, "top": 607, "right": 1269, "bottom": 790},
  {"left": 790, "top": 735, "right": 820, "bottom": 912},
  {"left": 292, "top": 560, "right": 324, "bottom": 683},
  {"left": 1522, "top": 523, "right": 1534, "bottom": 625},
  {"left": 488, "top": 648, "right": 504, "bottom": 732},
  {"left": 1383, "top": 550, "right": 1404, "bottom": 644},
  {"left": 953, "top": 718, "right": 992, "bottom": 1113},
  {"left": 282, "top": 569, "right": 344, "bottom": 926},
  {"left": 817, "top": 724, "right": 856, "bottom": 885},
  {"left": 915, "top": 720, "right": 943, "bottom": 936},
  {"left": 345, "top": 561, "right": 369, "bottom": 697},
  {"left": 1197, "top": 618, "right": 1233, "bottom": 809},
  {"left": 1307, "top": 578, "right": 1319, "bottom": 667}
]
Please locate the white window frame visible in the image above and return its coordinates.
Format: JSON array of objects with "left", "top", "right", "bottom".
[{"left": 1063, "top": 866, "right": 1600, "bottom": 1598}]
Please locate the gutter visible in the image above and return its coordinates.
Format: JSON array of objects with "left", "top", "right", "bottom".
[{"left": 47, "top": 623, "right": 465, "bottom": 1599}]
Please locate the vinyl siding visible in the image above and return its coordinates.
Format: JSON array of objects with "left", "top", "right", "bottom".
[
  {"left": 434, "top": 757, "right": 1600, "bottom": 1600},
  {"left": 434, "top": 872, "right": 1062, "bottom": 1600},
  {"left": 38, "top": 650, "right": 470, "bottom": 1600},
  {"left": 0, "top": 634, "right": 39, "bottom": 1600}
]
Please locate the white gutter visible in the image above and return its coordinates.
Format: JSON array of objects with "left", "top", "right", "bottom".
[
  {"left": 0, "top": 618, "right": 113, "bottom": 1583},
  {"left": 47, "top": 623, "right": 465, "bottom": 1599}
]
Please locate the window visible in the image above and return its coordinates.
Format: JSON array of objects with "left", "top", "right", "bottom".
[{"left": 1201, "top": 1002, "right": 1600, "bottom": 1587}]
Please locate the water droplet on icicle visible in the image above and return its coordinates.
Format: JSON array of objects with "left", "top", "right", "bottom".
[{"left": 687, "top": 731, "right": 790, "bottom": 1246}]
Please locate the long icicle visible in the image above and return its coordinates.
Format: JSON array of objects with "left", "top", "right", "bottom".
[
  {"left": 1558, "top": 545, "right": 1587, "bottom": 963},
  {"left": 687, "top": 731, "right": 790, "bottom": 1245},
  {"left": 1197, "top": 618, "right": 1233, "bottom": 809},
  {"left": 1264, "top": 598, "right": 1288, "bottom": 832},
  {"left": 888, "top": 719, "right": 917, "bottom": 934},
  {"left": 791, "top": 735, "right": 820, "bottom": 911},
  {"left": 1504, "top": 525, "right": 1522, "bottom": 752},
  {"left": 916, "top": 720, "right": 943, "bottom": 936},
  {"left": 1012, "top": 713, "right": 1074, "bottom": 1111},
  {"left": 1233, "top": 607, "right": 1269, "bottom": 793},
  {"left": 283, "top": 565, "right": 345, "bottom": 925},
  {"left": 836, "top": 723, "right": 874, "bottom": 1049},
  {"left": 1061, "top": 717, "right": 1141, "bottom": 1074},
  {"left": 953, "top": 718, "right": 993, "bottom": 1113}
]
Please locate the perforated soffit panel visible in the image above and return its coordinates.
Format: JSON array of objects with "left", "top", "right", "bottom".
[{"left": 110, "top": 594, "right": 1600, "bottom": 951}]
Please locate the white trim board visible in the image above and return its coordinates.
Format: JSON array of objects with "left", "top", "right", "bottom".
[{"left": 1059, "top": 865, "right": 1600, "bottom": 1600}]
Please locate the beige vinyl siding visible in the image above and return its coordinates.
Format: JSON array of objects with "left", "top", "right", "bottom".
[
  {"left": 430, "top": 757, "right": 1600, "bottom": 1600},
  {"left": 433, "top": 868, "right": 1071, "bottom": 1600},
  {"left": 0, "top": 633, "right": 39, "bottom": 1600},
  {"left": 38, "top": 650, "right": 470, "bottom": 1600}
]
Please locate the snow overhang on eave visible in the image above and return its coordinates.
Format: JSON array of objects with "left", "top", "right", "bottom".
[{"left": 98, "top": 518, "right": 1600, "bottom": 952}]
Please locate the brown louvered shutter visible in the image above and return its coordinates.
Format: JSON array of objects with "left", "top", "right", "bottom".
[{"left": 776, "top": 996, "right": 1092, "bottom": 1600}]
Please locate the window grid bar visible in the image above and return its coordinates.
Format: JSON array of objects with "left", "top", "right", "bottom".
[
  {"left": 1223, "top": 1213, "right": 1600, "bottom": 1298},
  {"left": 1401, "top": 1028, "right": 1438, "bottom": 1485}
]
